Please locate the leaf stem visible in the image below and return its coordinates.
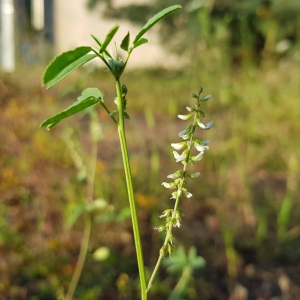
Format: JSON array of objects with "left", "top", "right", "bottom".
[
  {"left": 91, "top": 49, "right": 112, "bottom": 72},
  {"left": 99, "top": 102, "right": 118, "bottom": 125},
  {"left": 115, "top": 79, "right": 147, "bottom": 300}
]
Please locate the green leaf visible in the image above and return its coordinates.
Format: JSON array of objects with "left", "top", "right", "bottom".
[
  {"left": 43, "top": 46, "right": 97, "bottom": 88},
  {"left": 198, "top": 110, "right": 206, "bottom": 117},
  {"left": 90, "top": 34, "right": 112, "bottom": 58},
  {"left": 188, "top": 246, "right": 197, "bottom": 262},
  {"left": 100, "top": 24, "right": 119, "bottom": 53},
  {"left": 124, "top": 112, "right": 131, "bottom": 120},
  {"left": 164, "top": 246, "right": 187, "bottom": 274},
  {"left": 192, "top": 256, "right": 206, "bottom": 270},
  {"left": 132, "top": 38, "right": 148, "bottom": 50},
  {"left": 40, "top": 88, "right": 102, "bottom": 129},
  {"left": 109, "top": 110, "right": 118, "bottom": 117},
  {"left": 133, "top": 5, "right": 181, "bottom": 44},
  {"left": 120, "top": 32, "right": 130, "bottom": 51},
  {"left": 77, "top": 87, "right": 103, "bottom": 101},
  {"left": 65, "top": 203, "right": 86, "bottom": 228},
  {"left": 91, "top": 34, "right": 102, "bottom": 48}
]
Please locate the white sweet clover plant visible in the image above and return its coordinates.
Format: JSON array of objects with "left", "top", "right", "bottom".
[
  {"left": 160, "top": 87, "right": 213, "bottom": 254},
  {"left": 147, "top": 87, "right": 213, "bottom": 290}
]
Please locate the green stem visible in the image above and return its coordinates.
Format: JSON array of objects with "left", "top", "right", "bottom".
[
  {"left": 65, "top": 215, "right": 92, "bottom": 300},
  {"left": 115, "top": 79, "right": 147, "bottom": 300},
  {"left": 65, "top": 109, "right": 98, "bottom": 300},
  {"left": 168, "top": 267, "right": 191, "bottom": 300},
  {"left": 99, "top": 102, "right": 118, "bottom": 125}
]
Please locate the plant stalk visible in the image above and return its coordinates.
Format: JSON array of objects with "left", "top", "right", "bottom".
[
  {"left": 65, "top": 109, "right": 98, "bottom": 300},
  {"left": 115, "top": 79, "right": 147, "bottom": 300},
  {"left": 65, "top": 215, "right": 92, "bottom": 300}
]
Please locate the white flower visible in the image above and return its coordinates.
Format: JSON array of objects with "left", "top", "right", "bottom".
[
  {"left": 183, "top": 189, "right": 193, "bottom": 198},
  {"left": 197, "top": 120, "right": 206, "bottom": 129},
  {"left": 173, "top": 151, "right": 187, "bottom": 162},
  {"left": 186, "top": 106, "right": 194, "bottom": 112},
  {"left": 171, "top": 142, "right": 186, "bottom": 150},
  {"left": 174, "top": 219, "right": 181, "bottom": 228},
  {"left": 162, "top": 182, "right": 173, "bottom": 189},
  {"left": 198, "top": 120, "right": 214, "bottom": 130},
  {"left": 178, "top": 114, "right": 192, "bottom": 120},
  {"left": 154, "top": 226, "right": 165, "bottom": 232},
  {"left": 171, "top": 191, "right": 178, "bottom": 199},
  {"left": 160, "top": 209, "right": 172, "bottom": 218},
  {"left": 167, "top": 172, "right": 180, "bottom": 180},
  {"left": 191, "top": 151, "right": 204, "bottom": 162},
  {"left": 181, "top": 133, "right": 191, "bottom": 140},
  {"left": 194, "top": 143, "right": 209, "bottom": 152}
]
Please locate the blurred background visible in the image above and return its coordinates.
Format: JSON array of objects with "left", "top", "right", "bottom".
[{"left": 0, "top": 0, "right": 300, "bottom": 299}]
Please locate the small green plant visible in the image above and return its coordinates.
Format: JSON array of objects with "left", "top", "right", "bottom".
[
  {"left": 40, "top": 5, "right": 213, "bottom": 299},
  {"left": 163, "top": 246, "right": 206, "bottom": 300}
]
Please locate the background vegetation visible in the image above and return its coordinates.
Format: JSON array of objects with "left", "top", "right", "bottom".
[{"left": 1, "top": 0, "right": 300, "bottom": 299}]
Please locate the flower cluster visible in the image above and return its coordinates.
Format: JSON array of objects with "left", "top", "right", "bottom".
[{"left": 157, "top": 87, "right": 213, "bottom": 257}]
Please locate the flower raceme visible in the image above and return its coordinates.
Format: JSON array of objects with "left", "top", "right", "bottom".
[{"left": 158, "top": 87, "right": 213, "bottom": 257}]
